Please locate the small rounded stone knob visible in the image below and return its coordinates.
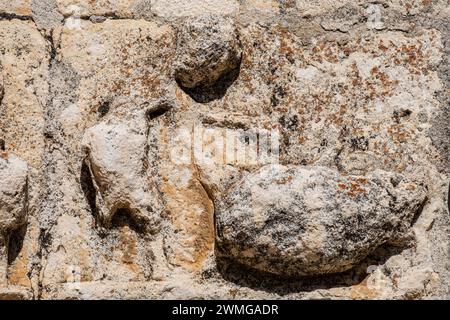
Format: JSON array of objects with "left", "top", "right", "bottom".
[{"left": 174, "top": 15, "right": 242, "bottom": 90}]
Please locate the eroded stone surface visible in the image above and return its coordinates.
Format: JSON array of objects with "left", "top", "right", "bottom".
[
  {"left": 31, "top": 0, "right": 63, "bottom": 31},
  {"left": 0, "top": 155, "right": 28, "bottom": 287},
  {"left": 216, "top": 165, "right": 427, "bottom": 277},
  {"left": 0, "top": 20, "right": 48, "bottom": 295},
  {"left": 295, "top": 0, "right": 354, "bottom": 17},
  {"left": 0, "top": 0, "right": 32, "bottom": 16},
  {"left": 55, "top": 0, "right": 137, "bottom": 18},
  {"left": 0, "top": 20, "right": 48, "bottom": 168},
  {"left": 0, "top": 0, "right": 448, "bottom": 300},
  {"left": 0, "top": 155, "right": 28, "bottom": 235},
  {"left": 174, "top": 15, "right": 242, "bottom": 96},
  {"left": 37, "top": 19, "right": 177, "bottom": 289}
]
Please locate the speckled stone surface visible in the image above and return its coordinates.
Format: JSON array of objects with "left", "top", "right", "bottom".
[{"left": 0, "top": 0, "right": 449, "bottom": 300}]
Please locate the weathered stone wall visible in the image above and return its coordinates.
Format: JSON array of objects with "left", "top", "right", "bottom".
[{"left": 0, "top": 0, "right": 449, "bottom": 300}]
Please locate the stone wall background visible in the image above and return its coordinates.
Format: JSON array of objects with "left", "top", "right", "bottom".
[{"left": 0, "top": 0, "right": 449, "bottom": 299}]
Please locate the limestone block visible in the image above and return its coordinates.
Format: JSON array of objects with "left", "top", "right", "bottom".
[
  {"left": 216, "top": 165, "right": 427, "bottom": 277},
  {"left": 0, "top": 155, "right": 28, "bottom": 287}
]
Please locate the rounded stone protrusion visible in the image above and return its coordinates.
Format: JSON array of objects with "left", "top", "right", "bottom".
[
  {"left": 0, "top": 154, "right": 28, "bottom": 287},
  {"left": 81, "top": 115, "right": 163, "bottom": 233},
  {"left": 174, "top": 15, "right": 242, "bottom": 90},
  {"left": 216, "top": 165, "right": 427, "bottom": 277}
]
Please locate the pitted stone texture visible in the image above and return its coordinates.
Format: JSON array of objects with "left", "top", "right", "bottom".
[
  {"left": 216, "top": 165, "right": 427, "bottom": 277},
  {"left": 0, "top": 155, "right": 28, "bottom": 287},
  {"left": 0, "top": 0, "right": 447, "bottom": 300},
  {"left": 0, "top": 21, "right": 48, "bottom": 168},
  {"left": 130, "top": 0, "right": 153, "bottom": 19},
  {"left": 174, "top": 15, "right": 242, "bottom": 89},
  {"left": 55, "top": 19, "right": 175, "bottom": 136},
  {"left": 293, "top": 0, "right": 447, "bottom": 18},
  {"left": 389, "top": 0, "right": 447, "bottom": 16},
  {"left": 81, "top": 115, "right": 162, "bottom": 232},
  {"left": 37, "top": 19, "right": 176, "bottom": 289},
  {"left": 0, "top": 0, "right": 32, "bottom": 16},
  {"left": 229, "top": 26, "right": 444, "bottom": 176},
  {"left": 294, "top": 0, "right": 353, "bottom": 17},
  {"left": 0, "top": 155, "right": 28, "bottom": 237},
  {"left": 320, "top": 4, "right": 362, "bottom": 32},
  {"left": 151, "top": 0, "right": 239, "bottom": 18},
  {"left": 243, "top": 0, "right": 279, "bottom": 13},
  {"left": 56, "top": 0, "right": 239, "bottom": 19},
  {"left": 31, "top": 0, "right": 63, "bottom": 31},
  {"left": 55, "top": 0, "right": 136, "bottom": 18}
]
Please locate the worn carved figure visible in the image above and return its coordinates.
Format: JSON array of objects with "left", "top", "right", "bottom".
[
  {"left": 81, "top": 113, "right": 163, "bottom": 233},
  {"left": 0, "top": 0, "right": 448, "bottom": 300}
]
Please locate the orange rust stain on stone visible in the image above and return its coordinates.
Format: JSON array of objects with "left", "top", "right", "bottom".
[
  {"left": 8, "top": 252, "right": 31, "bottom": 288},
  {"left": 160, "top": 166, "right": 215, "bottom": 271},
  {"left": 387, "top": 124, "right": 411, "bottom": 143},
  {"left": 338, "top": 183, "right": 348, "bottom": 190},
  {"left": 378, "top": 40, "right": 389, "bottom": 52},
  {"left": 350, "top": 277, "right": 379, "bottom": 300},
  {"left": 338, "top": 179, "right": 368, "bottom": 197},
  {"left": 119, "top": 227, "right": 141, "bottom": 278},
  {"left": 278, "top": 27, "right": 295, "bottom": 59}
]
